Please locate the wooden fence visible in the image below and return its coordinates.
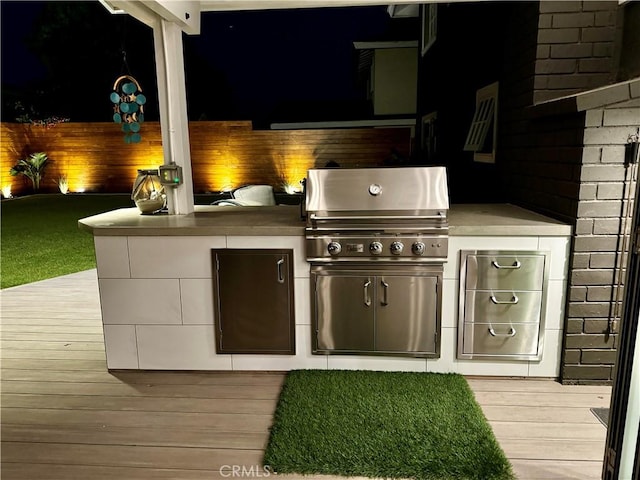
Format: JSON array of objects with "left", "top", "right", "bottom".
[{"left": 0, "top": 121, "right": 412, "bottom": 197}]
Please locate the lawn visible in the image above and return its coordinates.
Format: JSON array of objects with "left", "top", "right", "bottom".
[{"left": 1, "top": 194, "right": 133, "bottom": 289}]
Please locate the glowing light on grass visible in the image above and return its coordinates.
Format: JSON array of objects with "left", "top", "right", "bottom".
[
  {"left": 2, "top": 185, "right": 13, "bottom": 198},
  {"left": 70, "top": 175, "right": 87, "bottom": 193},
  {"left": 57, "top": 175, "right": 69, "bottom": 194}
]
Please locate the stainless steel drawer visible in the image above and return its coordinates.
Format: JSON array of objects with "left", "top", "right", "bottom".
[
  {"left": 465, "top": 254, "right": 546, "bottom": 290},
  {"left": 464, "top": 290, "right": 542, "bottom": 325},
  {"left": 461, "top": 322, "right": 541, "bottom": 358}
]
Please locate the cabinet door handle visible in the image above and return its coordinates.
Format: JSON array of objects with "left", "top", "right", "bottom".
[
  {"left": 491, "top": 260, "right": 521, "bottom": 269},
  {"left": 380, "top": 279, "right": 389, "bottom": 306},
  {"left": 276, "top": 258, "right": 285, "bottom": 283},
  {"left": 490, "top": 294, "right": 519, "bottom": 305},
  {"left": 488, "top": 327, "right": 516, "bottom": 337},
  {"left": 363, "top": 280, "right": 371, "bottom": 306}
]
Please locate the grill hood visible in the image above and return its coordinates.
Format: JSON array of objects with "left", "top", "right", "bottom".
[{"left": 305, "top": 166, "right": 449, "bottom": 217}]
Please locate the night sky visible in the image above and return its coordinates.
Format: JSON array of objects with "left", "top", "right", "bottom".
[
  {"left": 1, "top": 1, "right": 48, "bottom": 85},
  {"left": 1, "top": 1, "right": 415, "bottom": 124}
]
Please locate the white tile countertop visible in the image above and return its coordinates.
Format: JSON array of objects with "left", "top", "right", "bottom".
[{"left": 79, "top": 203, "right": 572, "bottom": 237}]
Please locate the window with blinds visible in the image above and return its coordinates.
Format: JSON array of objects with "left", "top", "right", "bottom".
[
  {"left": 464, "top": 82, "right": 499, "bottom": 163},
  {"left": 421, "top": 4, "right": 437, "bottom": 56}
]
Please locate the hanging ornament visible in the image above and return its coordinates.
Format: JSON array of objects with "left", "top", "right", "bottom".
[{"left": 110, "top": 75, "right": 146, "bottom": 144}]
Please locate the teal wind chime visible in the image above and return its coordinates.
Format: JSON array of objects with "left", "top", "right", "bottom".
[
  {"left": 110, "top": 74, "right": 146, "bottom": 144},
  {"left": 110, "top": 47, "right": 146, "bottom": 143}
]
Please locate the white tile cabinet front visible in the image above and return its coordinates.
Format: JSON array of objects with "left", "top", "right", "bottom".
[{"left": 95, "top": 234, "right": 568, "bottom": 377}]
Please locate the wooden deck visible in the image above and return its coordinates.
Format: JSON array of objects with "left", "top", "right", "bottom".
[{"left": 1, "top": 270, "right": 611, "bottom": 480}]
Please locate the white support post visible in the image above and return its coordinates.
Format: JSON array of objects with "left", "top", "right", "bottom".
[{"left": 152, "top": 19, "right": 194, "bottom": 215}]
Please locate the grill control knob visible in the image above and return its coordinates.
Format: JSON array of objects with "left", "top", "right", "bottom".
[
  {"left": 369, "top": 241, "right": 383, "bottom": 255},
  {"left": 390, "top": 241, "right": 404, "bottom": 255},
  {"left": 412, "top": 242, "right": 426, "bottom": 255},
  {"left": 327, "top": 242, "right": 342, "bottom": 255}
]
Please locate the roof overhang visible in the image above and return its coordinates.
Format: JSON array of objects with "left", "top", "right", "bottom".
[
  {"left": 530, "top": 78, "right": 640, "bottom": 117},
  {"left": 353, "top": 40, "right": 418, "bottom": 50},
  {"left": 99, "top": 0, "right": 432, "bottom": 34},
  {"left": 199, "top": 0, "right": 425, "bottom": 12},
  {"left": 100, "top": 0, "right": 202, "bottom": 33}
]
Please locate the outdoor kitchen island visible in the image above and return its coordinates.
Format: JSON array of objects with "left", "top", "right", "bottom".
[{"left": 79, "top": 203, "right": 572, "bottom": 377}]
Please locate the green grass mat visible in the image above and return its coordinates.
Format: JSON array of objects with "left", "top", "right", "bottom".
[
  {"left": 264, "top": 370, "right": 514, "bottom": 480},
  {"left": 1, "top": 194, "right": 132, "bottom": 288}
]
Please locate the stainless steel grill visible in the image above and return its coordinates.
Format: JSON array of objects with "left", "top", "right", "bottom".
[
  {"left": 305, "top": 166, "right": 450, "bottom": 358},
  {"left": 305, "top": 166, "right": 449, "bottom": 263}
]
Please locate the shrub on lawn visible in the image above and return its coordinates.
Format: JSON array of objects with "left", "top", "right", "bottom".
[{"left": 9, "top": 152, "right": 49, "bottom": 192}]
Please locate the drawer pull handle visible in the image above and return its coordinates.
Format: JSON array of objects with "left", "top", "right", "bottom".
[
  {"left": 381, "top": 279, "right": 389, "bottom": 306},
  {"left": 276, "top": 258, "right": 285, "bottom": 283},
  {"left": 491, "top": 260, "right": 521, "bottom": 269},
  {"left": 489, "top": 327, "right": 516, "bottom": 337},
  {"left": 490, "top": 294, "right": 519, "bottom": 305},
  {"left": 363, "top": 280, "right": 371, "bottom": 307}
]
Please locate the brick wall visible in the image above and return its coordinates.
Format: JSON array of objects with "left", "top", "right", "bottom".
[
  {"left": 534, "top": 1, "right": 619, "bottom": 104},
  {"left": 415, "top": 1, "right": 639, "bottom": 383},
  {"left": 563, "top": 104, "right": 639, "bottom": 384},
  {"left": 498, "top": 1, "right": 638, "bottom": 384},
  {"left": 501, "top": 100, "right": 639, "bottom": 385},
  {"left": 501, "top": 112, "right": 583, "bottom": 222}
]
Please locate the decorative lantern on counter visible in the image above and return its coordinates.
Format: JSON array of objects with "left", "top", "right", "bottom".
[{"left": 132, "top": 169, "right": 166, "bottom": 214}]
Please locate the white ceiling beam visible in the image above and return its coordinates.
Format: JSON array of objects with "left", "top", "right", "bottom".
[
  {"left": 102, "top": 0, "right": 201, "bottom": 34},
  {"left": 105, "top": 1, "right": 459, "bottom": 21},
  {"left": 142, "top": 1, "right": 201, "bottom": 34},
  {"left": 199, "top": 0, "right": 429, "bottom": 12},
  {"left": 101, "top": 0, "right": 161, "bottom": 28}
]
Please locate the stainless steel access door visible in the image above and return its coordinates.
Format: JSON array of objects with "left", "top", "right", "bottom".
[
  {"left": 375, "top": 275, "right": 438, "bottom": 353},
  {"left": 312, "top": 265, "right": 442, "bottom": 357},
  {"left": 213, "top": 249, "right": 295, "bottom": 354},
  {"left": 314, "top": 273, "right": 375, "bottom": 351}
]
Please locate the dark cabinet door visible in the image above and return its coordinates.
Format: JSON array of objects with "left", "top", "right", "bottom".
[{"left": 213, "top": 249, "right": 295, "bottom": 354}]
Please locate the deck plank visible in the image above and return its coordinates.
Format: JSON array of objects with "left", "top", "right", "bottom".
[
  {"left": 1, "top": 393, "right": 278, "bottom": 414},
  {"left": 1, "top": 325, "right": 104, "bottom": 334},
  {"left": 0, "top": 464, "right": 365, "bottom": 480},
  {"left": 1, "top": 442, "right": 264, "bottom": 470},
  {"left": 0, "top": 349, "right": 108, "bottom": 360},
  {"left": 1, "top": 424, "right": 269, "bottom": 450},
  {"left": 474, "top": 390, "right": 610, "bottom": 407},
  {"left": 0, "top": 340, "right": 108, "bottom": 351},
  {"left": 0, "top": 367, "right": 285, "bottom": 386},
  {"left": 1, "top": 358, "right": 107, "bottom": 370},
  {"left": 489, "top": 421, "right": 607, "bottom": 441},
  {"left": 501, "top": 438, "right": 606, "bottom": 461},
  {"left": 481, "top": 405, "right": 602, "bottom": 423},
  {"left": 0, "top": 269, "right": 611, "bottom": 480},
  {"left": 1, "top": 407, "right": 274, "bottom": 430},
  {"left": 1, "top": 380, "right": 284, "bottom": 399},
  {"left": 510, "top": 459, "right": 604, "bottom": 480}
]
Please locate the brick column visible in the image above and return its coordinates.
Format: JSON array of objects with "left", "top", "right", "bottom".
[{"left": 563, "top": 105, "right": 639, "bottom": 383}]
